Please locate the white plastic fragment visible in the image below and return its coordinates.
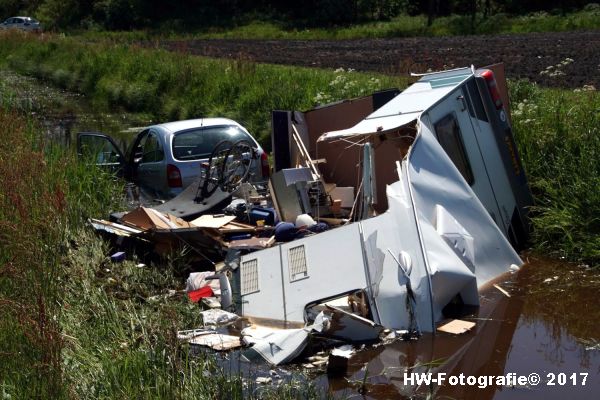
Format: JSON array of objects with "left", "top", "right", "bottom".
[
  {"left": 200, "top": 309, "right": 239, "bottom": 328},
  {"left": 241, "top": 311, "right": 329, "bottom": 366}
]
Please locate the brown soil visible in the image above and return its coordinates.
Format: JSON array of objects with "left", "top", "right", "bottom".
[{"left": 159, "top": 30, "right": 600, "bottom": 89}]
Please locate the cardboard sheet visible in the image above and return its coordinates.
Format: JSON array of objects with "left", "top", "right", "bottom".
[{"left": 121, "top": 207, "right": 192, "bottom": 230}]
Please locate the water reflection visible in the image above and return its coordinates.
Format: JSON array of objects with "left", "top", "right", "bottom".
[
  {"left": 0, "top": 69, "right": 150, "bottom": 150},
  {"left": 320, "top": 256, "right": 600, "bottom": 399}
]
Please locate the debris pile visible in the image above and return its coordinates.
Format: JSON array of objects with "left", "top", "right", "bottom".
[{"left": 88, "top": 65, "right": 534, "bottom": 374}]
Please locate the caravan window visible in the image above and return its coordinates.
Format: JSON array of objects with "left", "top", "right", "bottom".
[
  {"left": 434, "top": 114, "right": 475, "bottom": 185},
  {"left": 464, "top": 80, "right": 488, "bottom": 122}
]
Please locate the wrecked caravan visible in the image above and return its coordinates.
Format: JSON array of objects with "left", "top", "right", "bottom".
[{"left": 231, "top": 65, "right": 532, "bottom": 333}]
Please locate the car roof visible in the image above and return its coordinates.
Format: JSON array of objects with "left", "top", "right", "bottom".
[{"left": 152, "top": 118, "right": 243, "bottom": 134}]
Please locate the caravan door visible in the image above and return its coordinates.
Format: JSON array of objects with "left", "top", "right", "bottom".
[{"left": 423, "top": 85, "right": 509, "bottom": 235}]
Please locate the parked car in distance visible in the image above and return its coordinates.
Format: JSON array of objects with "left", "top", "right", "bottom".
[
  {"left": 77, "top": 118, "right": 270, "bottom": 199},
  {"left": 0, "top": 16, "right": 42, "bottom": 32}
]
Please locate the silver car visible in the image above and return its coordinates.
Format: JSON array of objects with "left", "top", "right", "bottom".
[
  {"left": 0, "top": 16, "right": 42, "bottom": 32},
  {"left": 78, "top": 118, "right": 270, "bottom": 199}
]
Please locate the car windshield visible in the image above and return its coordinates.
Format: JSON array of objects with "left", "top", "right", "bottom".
[{"left": 172, "top": 125, "right": 252, "bottom": 160}]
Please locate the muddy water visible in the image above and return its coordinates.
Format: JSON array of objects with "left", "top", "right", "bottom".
[
  {"left": 3, "top": 70, "right": 598, "bottom": 399},
  {"left": 0, "top": 69, "right": 151, "bottom": 149},
  {"left": 314, "top": 255, "right": 600, "bottom": 399}
]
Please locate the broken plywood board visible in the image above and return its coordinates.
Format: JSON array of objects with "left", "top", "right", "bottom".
[
  {"left": 437, "top": 319, "right": 476, "bottom": 335},
  {"left": 121, "top": 207, "right": 192, "bottom": 230},
  {"left": 190, "top": 214, "right": 236, "bottom": 229},
  {"left": 189, "top": 333, "right": 241, "bottom": 351},
  {"left": 90, "top": 219, "right": 144, "bottom": 237},
  {"left": 228, "top": 236, "right": 275, "bottom": 250}
]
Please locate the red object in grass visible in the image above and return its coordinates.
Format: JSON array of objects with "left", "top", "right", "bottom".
[{"left": 187, "top": 286, "right": 214, "bottom": 302}]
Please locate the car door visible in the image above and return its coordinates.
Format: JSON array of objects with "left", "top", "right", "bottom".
[
  {"left": 77, "top": 132, "right": 126, "bottom": 176},
  {"left": 135, "top": 129, "right": 167, "bottom": 197}
]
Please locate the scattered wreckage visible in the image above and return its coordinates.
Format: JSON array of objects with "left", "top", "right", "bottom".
[{"left": 90, "top": 64, "right": 532, "bottom": 368}]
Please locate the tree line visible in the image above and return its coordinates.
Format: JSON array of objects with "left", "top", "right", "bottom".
[{"left": 0, "top": 0, "right": 596, "bottom": 30}]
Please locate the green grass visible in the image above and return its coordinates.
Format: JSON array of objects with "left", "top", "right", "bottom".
[
  {"left": 0, "top": 31, "right": 407, "bottom": 148},
  {"left": 509, "top": 79, "right": 600, "bottom": 265},
  {"left": 195, "top": 10, "right": 600, "bottom": 39},
  {"left": 0, "top": 88, "right": 125, "bottom": 397},
  {"left": 74, "top": 9, "right": 600, "bottom": 41},
  {"left": 0, "top": 80, "right": 320, "bottom": 398}
]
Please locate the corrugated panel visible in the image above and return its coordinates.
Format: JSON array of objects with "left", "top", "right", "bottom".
[
  {"left": 288, "top": 245, "right": 308, "bottom": 281},
  {"left": 240, "top": 259, "right": 259, "bottom": 295}
]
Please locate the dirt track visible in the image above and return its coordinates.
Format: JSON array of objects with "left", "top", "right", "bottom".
[{"left": 160, "top": 31, "right": 600, "bottom": 88}]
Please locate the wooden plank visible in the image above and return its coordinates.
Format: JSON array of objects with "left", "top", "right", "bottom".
[
  {"left": 228, "top": 236, "right": 276, "bottom": 250},
  {"left": 218, "top": 222, "right": 257, "bottom": 233},
  {"left": 437, "top": 319, "right": 476, "bottom": 335},
  {"left": 227, "top": 221, "right": 256, "bottom": 228},
  {"left": 291, "top": 123, "right": 321, "bottom": 180},
  {"left": 493, "top": 284, "right": 511, "bottom": 298}
]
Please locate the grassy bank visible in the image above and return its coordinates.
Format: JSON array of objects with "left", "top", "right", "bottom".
[
  {"left": 0, "top": 82, "right": 124, "bottom": 397},
  {"left": 0, "top": 84, "right": 318, "bottom": 398},
  {"left": 509, "top": 79, "right": 600, "bottom": 265},
  {"left": 75, "top": 8, "right": 600, "bottom": 41},
  {"left": 0, "top": 31, "right": 407, "bottom": 147}
]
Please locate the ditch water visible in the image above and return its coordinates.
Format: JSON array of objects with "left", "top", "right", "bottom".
[
  {"left": 0, "top": 69, "right": 151, "bottom": 149},
  {"left": 2, "top": 70, "right": 598, "bottom": 399},
  {"left": 315, "top": 255, "right": 600, "bottom": 399}
]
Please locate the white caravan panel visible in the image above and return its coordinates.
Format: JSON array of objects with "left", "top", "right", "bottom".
[
  {"left": 240, "top": 223, "right": 369, "bottom": 324},
  {"left": 406, "top": 118, "right": 522, "bottom": 291}
]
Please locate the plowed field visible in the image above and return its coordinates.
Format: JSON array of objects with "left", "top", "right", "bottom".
[{"left": 159, "top": 30, "right": 600, "bottom": 88}]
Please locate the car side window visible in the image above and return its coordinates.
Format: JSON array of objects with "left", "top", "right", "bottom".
[
  {"left": 434, "top": 113, "right": 475, "bottom": 185},
  {"left": 141, "top": 132, "right": 164, "bottom": 163}
]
